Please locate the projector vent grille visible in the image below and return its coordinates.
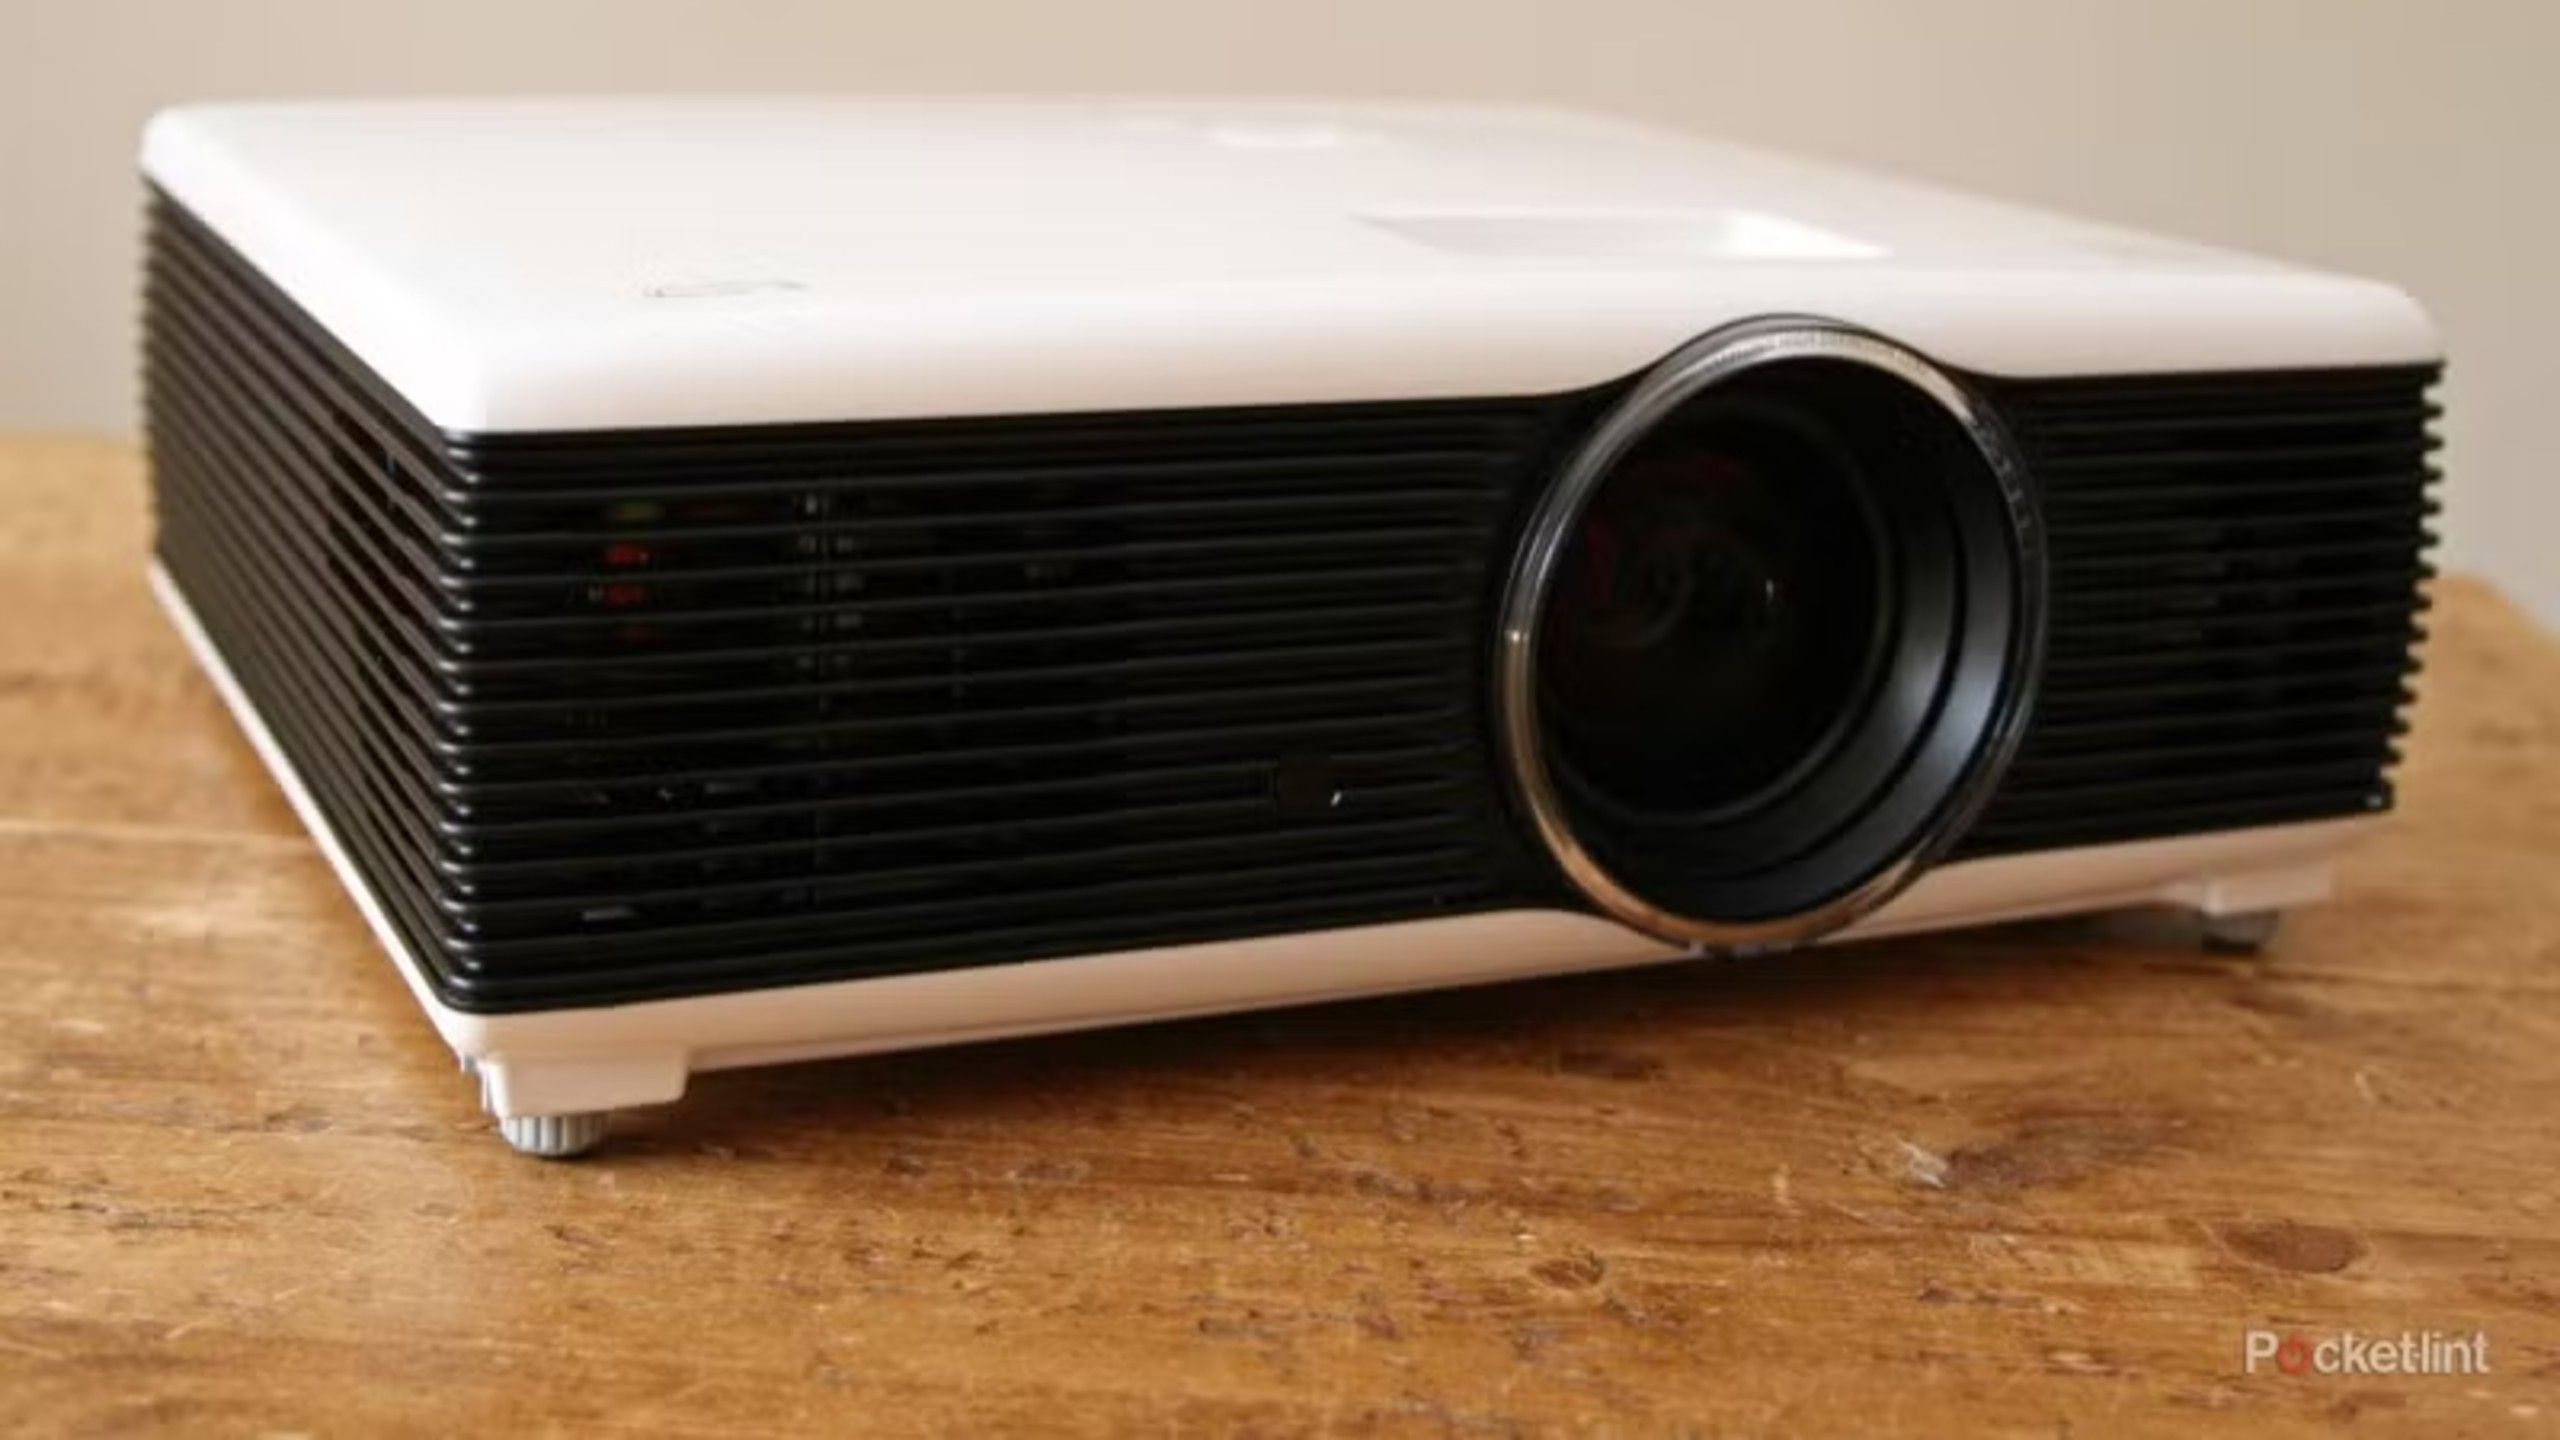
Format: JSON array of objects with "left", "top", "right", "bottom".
[
  {"left": 145, "top": 195, "right": 1575, "bottom": 1012},
  {"left": 1957, "top": 367, "right": 2440, "bottom": 855}
]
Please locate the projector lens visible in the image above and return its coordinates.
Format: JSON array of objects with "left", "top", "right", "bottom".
[
  {"left": 1539, "top": 401, "right": 1886, "bottom": 822},
  {"left": 1499, "top": 324, "right": 2043, "bottom": 946}
]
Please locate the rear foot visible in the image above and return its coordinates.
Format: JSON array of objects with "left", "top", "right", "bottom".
[
  {"left": 2201, "top": 909, "right": 2281, "bottom": 956},
  {"left": 496, "top": 1111, "right": 612, "bottom": 1158}
]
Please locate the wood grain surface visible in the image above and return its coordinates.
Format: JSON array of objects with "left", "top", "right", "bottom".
[{"left": 1, "top": 435, "right": 2555, "bottom": 1437}]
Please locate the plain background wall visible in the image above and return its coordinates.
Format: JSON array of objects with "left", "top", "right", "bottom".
[{"left": 3, "top": 0, "right": 2551, "bottom": 622}]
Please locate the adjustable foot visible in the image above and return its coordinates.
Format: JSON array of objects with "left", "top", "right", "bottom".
[
  {"left": 465, "top": 1049, "right": 683, "bottom": 1157},
  {"left": 472, "top": 1061, "right": 617, "bottom": 1157},
  {"left": 496, "top": 1110, "right": 613, "bottom": 1158},
  {"left": 2201, "top": 909, "right": 2282, "bottom": 955}
]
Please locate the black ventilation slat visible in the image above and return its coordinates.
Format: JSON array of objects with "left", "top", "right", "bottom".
[
  {"left": 414, "top": 524, "right": 1500, "bottom": 597},
  {"left": 449, "top": 812, "right": 1480, "bottom": 939},
  {"left": 429, "top": 487, "right": 1507, "bottom": 565},
  {"left": 2040, "top": 633, "right": 2422, "bottom": 679},
  {"left": 443, "top": 738, "right": 1471, "bottom": 863},
  {"left": 1956, "top": 364, "right": 2437, "bottom": 858},
  {"left": 439, "top": 882, "right": 1490, "bottom": 1010},
  {"left": 1967, "top": 758, "right": 2404, "bottom": 814},
  {"left": 2050, "top": 570, "right": 2433, "bottom": 613},
  {"left": 2017, "top": 698, "right": 2409, "bottom": 750},
  {"left": 2036, "top": 661, "right": 2419, "bottom": 696},
  {"left": 2046, "top": 598, "right": 2427, "bottom": 645},
  {"left": 2041, "top": 503, "right": 2431, "bottom": 546},
  {"left": 2013, "top": 403, "right": 2436, "bottom": 439},
  {"left": 419, "top": 564, "right": 1484, "bottom": 657},
  {"left": 2040, "top": 471, "right": 2436, "bottom": 509},
  {"left": 438, "top": 634, "right": 1468, "bottom": 724},
  {"left": 435, "top": 708, "right": 1476, "bottom": 822},
  {"left": 2049, "top": 535, "right": 2432, "bottom": 576},
  {"left": 2028, "top": 440, "right": 2430, "bottom": 476},
  {"left": 1959, "top": 786, "right": 2392, "bottom": 853},
  {"left": 2004, "top": 731, "right": 2397, "bottom": 779},
  {"left": 442, "top": 844, "right": 1486, "bottom": 971},
  {"left": 429, "top": 596, "right": 1475, "bottom": 697}
]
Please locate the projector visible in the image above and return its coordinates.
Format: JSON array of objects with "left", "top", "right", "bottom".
[{"left": 139, "top": 100, "right": 2439, "bottom": 1156}]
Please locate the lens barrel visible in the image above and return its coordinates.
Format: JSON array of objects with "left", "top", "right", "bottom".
[{"left": 1497, "top": 322, "right": 2044, "bottom": 946}]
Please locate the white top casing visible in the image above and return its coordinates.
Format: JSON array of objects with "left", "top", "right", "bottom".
[
  {"left": 139, "top": 100, "right": 2438, "bottom": 1135},
  {"left": 142, "top": 98, "right": 2437, "bottom": 434}
]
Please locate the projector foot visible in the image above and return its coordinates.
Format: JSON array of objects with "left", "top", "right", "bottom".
[
  {"left": 467, "top": 1050, "right": 683, "bottom": 1156},
  {"left": 496, "top": 1111, "right": 612, "bottom": 1159},
  {"left": 2200, "top": 909, "right": 2282, "bottom": 955}
]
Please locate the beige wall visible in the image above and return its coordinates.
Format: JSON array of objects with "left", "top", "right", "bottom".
[{"left": 5, "top": 0, "right": 2552, "bottom": 621}]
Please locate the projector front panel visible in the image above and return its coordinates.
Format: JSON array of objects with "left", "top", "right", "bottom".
[{"left": 145, "top": 190, "right": 2440, "bottom": 1016}]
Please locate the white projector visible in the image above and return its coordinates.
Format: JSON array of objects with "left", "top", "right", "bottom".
[{"left": 139, "top": 99, "right": 2439, "bottom": 1155}]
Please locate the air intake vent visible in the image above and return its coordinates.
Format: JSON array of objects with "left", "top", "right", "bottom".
[
  {"left": 144, "top": 195, "right": 1579, "bottom": 1012},
  {"left": 1956, "top": 368, "right": 2440, "bottom": 855}
]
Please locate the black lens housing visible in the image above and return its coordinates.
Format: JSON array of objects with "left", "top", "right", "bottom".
[{"left": 1498, "top": 322, "right": 2043, "bottom": 945}]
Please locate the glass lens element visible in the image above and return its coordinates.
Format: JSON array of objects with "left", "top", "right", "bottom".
[{"left": 1538, "top": 402, "right": 1885, "bottom": 822}]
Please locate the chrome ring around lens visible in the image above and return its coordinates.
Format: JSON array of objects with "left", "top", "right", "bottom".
[{"left": 1497, "top": 319, "right": 2045, "bottom": 949}]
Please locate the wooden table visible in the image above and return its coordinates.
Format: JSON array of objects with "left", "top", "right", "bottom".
[{"left": 2, "top": 434, "right": 2555, "bottom": 1436}]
